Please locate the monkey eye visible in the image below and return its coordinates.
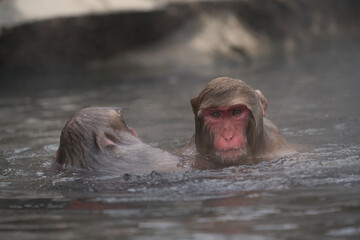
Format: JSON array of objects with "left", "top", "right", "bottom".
[
  {"left": 232, "top": 109, "right": 243, "bottom": 116},
  {"left": 211, "top": 112, "right": 222, "bottom": 118}
]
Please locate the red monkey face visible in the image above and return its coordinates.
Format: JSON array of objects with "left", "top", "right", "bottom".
[
  {"left": 191, "top": 77, "right": 266, "bottom": 166},
  {"left": 202, "top": 104, "right": 250, "bottom": 163}
]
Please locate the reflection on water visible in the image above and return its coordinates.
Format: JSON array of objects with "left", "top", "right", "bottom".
[{"left": 0, "top": 43, "right": 360, "bottom": 239}]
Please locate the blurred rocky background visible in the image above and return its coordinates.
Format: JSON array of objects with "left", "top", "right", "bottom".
[{"left": 0, "top": 0, "right": 359, "bottom": 82}]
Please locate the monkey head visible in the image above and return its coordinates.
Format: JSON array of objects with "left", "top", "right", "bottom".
[
  {"left": 53, "top": 107, "right": 137, "bottom": 171},
  {"left": 191, "top": 77, "right": 265, "bottom": 165}
]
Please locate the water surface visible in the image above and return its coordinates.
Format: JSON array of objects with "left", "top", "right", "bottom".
[{"left": 0, "top": 42, "right": 359, "bottom": 239}]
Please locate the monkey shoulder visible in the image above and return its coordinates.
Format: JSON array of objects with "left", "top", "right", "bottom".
[{"left": 261, "top": 118, "right": 296, "bottom": 158}]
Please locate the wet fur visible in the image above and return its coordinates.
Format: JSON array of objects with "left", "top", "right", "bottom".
[
  {"left": 188, "top": 77, "right": 295, "bottom": 169},
  {"left": 53, "top": 107, "right": 181, "bottom": 174},
  {"left": 54, "top": 77, "right": 294, "bottom": 173}
]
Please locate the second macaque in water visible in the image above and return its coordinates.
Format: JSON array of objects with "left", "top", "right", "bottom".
[
  {"left": 53, "top": 107, "right": 181, "bottom": 174},
  {"left": 53, "top": 77, "right": 294, "bottom": 173}
]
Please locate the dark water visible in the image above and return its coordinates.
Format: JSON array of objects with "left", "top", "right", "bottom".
[{"left": 1, "top": 41, "right": 360, "bottom": 239}]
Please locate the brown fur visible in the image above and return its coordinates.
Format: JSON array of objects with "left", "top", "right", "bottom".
[
  {"left": 188, "top": 77, "right": 295, "bottom": 169},
  {"left": 53, "top": 107, "right": 181, "bottom": 174},
  {"left": 53, "top": 78, "right": 294, "bottom": 173}
]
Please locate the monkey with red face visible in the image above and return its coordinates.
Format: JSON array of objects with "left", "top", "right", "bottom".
[{"left": 187, "top": 77, "right": 295, "bottom": 169}]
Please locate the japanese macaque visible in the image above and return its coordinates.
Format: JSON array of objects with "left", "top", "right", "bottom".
[
  {"left": 188, "top": 77, "right": 295, "bottom": 169},
  {"left": 53, "top": 78, "right": 294, "bottom": 173},
  {"left": 53, "top": 107, "right": 181, "bottom": 174}
]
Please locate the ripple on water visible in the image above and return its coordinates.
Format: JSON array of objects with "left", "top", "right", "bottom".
[
  {"left": 327, "top": 227, "right": 360, "bottom": 237},
  {"left": 44, "top": 143, "right": 360, "bottom": 203}
]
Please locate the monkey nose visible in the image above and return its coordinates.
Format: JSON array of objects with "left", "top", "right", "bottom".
[{"left": 223, "top": 131, "right": 235, "bottom": 142}]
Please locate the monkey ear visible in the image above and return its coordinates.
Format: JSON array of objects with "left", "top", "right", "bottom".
[
  {"left": 95, "top": 132, "right": 121, "bottom": 151},
  {"left": 127, "top": 126, "right": 138, "bottom": 137},
  {"left": 190, "top": 97, "right": 199, "bottom": 115},
  {"left": 255, "top": 90, "right": 268, "bottom": 117}
]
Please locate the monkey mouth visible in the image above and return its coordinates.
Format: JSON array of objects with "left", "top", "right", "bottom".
[{"left": 215, "top": 148, "right": 247, "bottom": 163}]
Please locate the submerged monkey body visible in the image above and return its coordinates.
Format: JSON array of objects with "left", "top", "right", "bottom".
[{"left": 53, "top": 77, "right": 294, "bottom": 173}]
